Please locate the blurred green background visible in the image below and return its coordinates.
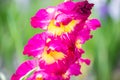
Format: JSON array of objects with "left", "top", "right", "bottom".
[{"left": 0, "top": 0, "right": 120, "bottom": 80}]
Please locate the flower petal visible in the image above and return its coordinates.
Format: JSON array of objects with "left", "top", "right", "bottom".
[
  {"left": 79, "top": 58, "right": 91, "bottom": 65},
  {"left": 86, "top": 19, "right": 101, "bottom": 30},
  {"left": 77, "top": 28, "right": 92, "bottom": 44},
  {"left": 11, "top": 60, "right": 37, "bottom": 80},
  {"left": 67, "top": 63, "right": 81, "bottom": 76},
  {"left": 23, "top": 33, "right": 47, "bottom": 57},
  {"left": 31, "top": 8, "right": 54, "bottom": 29},
  {"left": 55, "top": 13, "right": 72, "bottom": 25},
  {"left": 73, "top": 1, "right": 94, "bottom": 19},
  {"left": 57, "top": 1, "right": 75, "bottom": 14}
]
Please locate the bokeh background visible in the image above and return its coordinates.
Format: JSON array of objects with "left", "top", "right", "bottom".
[{"left": 0, "top": 0, "right": 120, "bottom": 80}]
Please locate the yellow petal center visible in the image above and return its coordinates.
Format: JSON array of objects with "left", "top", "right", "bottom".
[
  {"left": 47, "top": 20, "right": 79, "bottom": 36},
  {"left": 36, "top": 74, "right": 43, "bottom": 80},
  {"left": 36, "top": 77, "right": 43, "bottom": 80},
  {"left": 41, "top": 47, "right": 65, "bottom": 64}
]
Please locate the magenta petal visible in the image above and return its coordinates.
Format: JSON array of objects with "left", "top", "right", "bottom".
[
  {"left": 79, "top": 58, "right": 91, "bottom": 65},
  {"left": 55, "top": 13, "right": 72, "bottom": 25},
  {"left": 31, "top": 17, "right": 48, "bottom": 29},
  {"left": 86, "top": 19, "right": 101, "bottom": 30},
  {"left": 73, "top": 1, "right": 94, "bottom": 19},
  {"left": 57, "top": 1, "right": 75, "bottom": 14},
  {"left": 27, "top": 71, "right": 47, "bottom": 80},
  {"left": 27, "top": 70, "right": 69, "bottom": 80},
  {"left": 48, "top": 38, "right": 68, "bottom": 53},
  {"left": 77, "top": 28, "right": 92, "bottom": 44},
  {"left": 23, "top": 33, "right": 47, "bottom": 57},
  {"left": 11, "top": 60, "right": 37, "bottom": 80},
  {"left": 39, "top": 61, "right": 68, "bottom": 75},
  {"left": 67, "top": 63, "right": 81, "bottom": 76},
  {"left": 31, "top": 9, "right": 52, "bottom": 29}
]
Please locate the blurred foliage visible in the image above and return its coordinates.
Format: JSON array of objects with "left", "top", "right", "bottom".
[{"left": 0, "top": 0, "right": 120, "bottom": 80}]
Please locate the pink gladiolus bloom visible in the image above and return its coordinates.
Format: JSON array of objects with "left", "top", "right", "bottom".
[
  {"left": 11, "top": 0, "right": 101, "bottom": 80},
  {"left": 31, "top": 1, "right": 94, "bottom": 30}
]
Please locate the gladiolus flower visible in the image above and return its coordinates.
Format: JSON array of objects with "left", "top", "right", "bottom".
[{"left": 11, "top": 0, "right": 101, "bottom": 80}]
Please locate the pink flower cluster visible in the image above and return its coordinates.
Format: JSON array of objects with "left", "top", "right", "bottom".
[{"left": 11, "top": 0, "right": 101, "bottom": 80}]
